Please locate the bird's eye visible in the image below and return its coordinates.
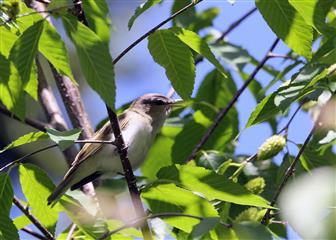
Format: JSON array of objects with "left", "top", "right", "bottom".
[{"left": 152, "top": 99, "right": 166, "bottom": 105}]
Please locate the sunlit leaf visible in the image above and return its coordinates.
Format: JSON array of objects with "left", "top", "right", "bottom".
[
  {"left": 39, "top": 21, "right": 75, "bottom": 82},
  {"left": 0, "top": 173, "right": 13, "bottom": 217},
  {"left": 157, "top": 165, "right": 271, "bottom": 208},
  {"left": 19, "top": 164, "right": 58, "bottom": 234},
  {"left": 9, "top": 20, "right": 43, "bottom": 86},
  {"left": 256, "top": 0, "right": 313, "bottom": 59},
  {"left": 142, "top": 183, "right": 219, "bottom": 232},
  {"left": 82, "top": 0, "right": 111, "bottom": 43},
  {"left": 0, "top": 54, "right": 25, "bottom": 119},
  {"left": 0, "top": 131, "right": 48, "bottom": 153}
]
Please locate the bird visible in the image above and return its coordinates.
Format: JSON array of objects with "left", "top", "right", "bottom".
[{"left": 47, "top": 93, "right": 178, "bottom": 205}]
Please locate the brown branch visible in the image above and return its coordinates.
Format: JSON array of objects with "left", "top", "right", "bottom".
[
  {"left": 105, "top": 108, "right": 152, "bottom": 240},
  {"left": 98, "top": 212, "right": 231, "bottom": 240},
  {"left": 37, "top": 57, "right": 78, "bottom": 164},
  {"left": 0, "top": 105, "right": 49, "bottom": 132},
  {"left": 186, "top": 38, "right": 280, "bottom": 162},
  {"left": 21, "top": 227, "right": 46, "bottom": 240},
  {"left": 13, "top": 196, "right": 54, "bottom": 240},
  {"left": 112, "top": 0, "right": 204, "bottom": 65},
  {"left": 261, "top": 126, "right": 315, "bottom": 224},
  {"left": 215, "top": 7, "right": 257, "bottom": 43}
]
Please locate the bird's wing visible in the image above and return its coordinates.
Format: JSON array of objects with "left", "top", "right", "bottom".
[{"left": 64, "top": 112, "right": 129, "bottom": 178}]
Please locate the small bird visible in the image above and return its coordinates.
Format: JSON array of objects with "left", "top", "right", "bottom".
[{"left": 48, "top": 93, "right": 178, "bottom": 205}]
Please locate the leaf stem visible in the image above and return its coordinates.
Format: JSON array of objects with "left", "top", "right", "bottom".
[
  {"left": 13, "top": 196, "right": 54, "bottom": 240},
  {"left": 21, "top": 227, "right": 47, "bottom": 240},
  {"left": 186, "top": 38, "right": 280, "bottom": 162}
]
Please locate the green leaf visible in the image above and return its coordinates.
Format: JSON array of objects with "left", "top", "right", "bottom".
[
  {"left": 19, "top": 164, "right": 58, "bottom": 234},
  {"left": 39, "top": 21, "right": 75, "bottom": 82},
  {"left": 13, "top": 215, "right": 30, "bottom": 230},
  {"left": 0, "top": 54, "right": 25, "bottom": 119},
  {"left": 233, "top": 222, "right": 272, "bottom": 240},
  {"left": 0, "top": 173, "right": 13, "bottom": 217},
  {"left": 245, "top": 93, "right": 278, "bottom": 128},
  {"left": 274, "top": 64, "right": 328, "bottom": 110},
  {"left": 171, "top": 0, "right": 196, "bottom": 29},
  {"left": 0, "top": 215, "right": 19, "bottom": 240},
  {"left": 24, "top": 60, "right": 38, "bottom": 101},
  {"left": 289, "top": 0, "right": 335, "bottom": 36},
  {"left": 148, "top": 29, "right": 195, "bottom": 99},
  {"left": 46, "top": 128, "right": 81, "bottom": 151},
  {"left": 128, "top": 0, "right": 162, "bottom": 30},
  {"left": 142, "top": 183, "right": 218, "bottom": 233},
  {"left": 196, "top": 69, "right": 237, "bottom": 110},
  {"left": 191, "top": 217, "right": 220, "bottom": 238},
  {"left": 172, "top": 27, "right": 227, "bottom": 77},
  {"left": 157, "top": 164, "right": 271, "bottom": 208},
  {"left": 62, "top": 14, "right": 116, "bottom": 110},
  {"left": 0, "top": 131, "right": 48, "bottom": 153},
  {"left": 172, "top": 110, "right": 237, "bottom": 163},
  {"left": 82, "top": 0, "right": 111, "bottom": 43},
  {"left": 256, "top": 0, "right": 313, "bottom": 59},
  {"left": 0, "top": 28, "right": 18, "bottom": 57},
  {"left": 312, "top": 36, "right": 336, "bottom": 64},
  {"left": 9, "top": 20, "right": 43, "bottom": 86},
  {"left": 142, "top": 135, "right": 175, "bottom": 180}
]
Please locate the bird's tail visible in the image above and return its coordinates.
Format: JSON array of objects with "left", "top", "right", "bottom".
[{"left": 48, "top": 173, "right": 75, "bottom": 206}]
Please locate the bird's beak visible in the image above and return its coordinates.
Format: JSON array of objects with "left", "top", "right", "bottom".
[{"left": 168, "top": 99, "right": 186, "bottom": 108}]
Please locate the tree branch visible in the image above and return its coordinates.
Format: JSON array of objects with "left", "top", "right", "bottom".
[
  {"left": 0, "top": 105, "right": 49, "bottom": 132},
  {"left": 37, "top": 56, "right": 78, "bottom": 165},
  {"left": 112, "top": 0, "right": 204, "bottom": 65},
  {"left": 13, "top": 196, "right": 54, "bottom": 240},
  {"left": 21, "top": 227, "right": 46, "bottom": 240},
  {"left": 186, "top": 38, "right": 280, "bottom": 162},
  {"left": 261, "top": 126, "right": 315, "bottom": 224},
  {"left": 215, "top": 7, "right": 257, "bottom": 43}
]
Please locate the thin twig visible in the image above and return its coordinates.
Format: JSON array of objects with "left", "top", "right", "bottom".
[
  {"left": 261, "top": 127, "right": 315, "bottom": 224},
  {"left": 13, "top": 196, "right": 54, "bottom": 240},
  {"left": 0, "top": 105, "right": 48, "bottom": 132},
  {"left": 66, "top": 223, "right": 77, "bottom": 240},
  {"left": 21, "top": 227, "right": 47, "bottom": 240},
  {"left": 215, "top": 7, "right": 257, "bottom": 43},
  {"left": 112, "top": 0, "right": 204, "bottom": 65},
  {"left": 186, "top": 38, "right": 280, "bottom": 162},
  {"left": 278, "top": 103, "right": 302, "bottom": 134},
  {"left": 98, "top": 212, "right": 231, "bottom": 240},
  {"left": 0, "top": 144, "right": 58, "bottom": 172}
]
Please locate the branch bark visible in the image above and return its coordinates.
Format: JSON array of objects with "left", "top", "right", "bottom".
[
  {"left": 185, "top": 38, "right": 280, "bottom": 162},
  {"left": 0, "top": 105, "right": 48, "bottom": 131}
]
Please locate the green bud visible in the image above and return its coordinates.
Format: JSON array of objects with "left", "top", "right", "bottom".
[
  {"left": 235, "top": 207, "right": 267, "bottom": 223},
  {"left": 244, "top": 177, "right": 266, "bottom": 195},
  {"left": 257, "top": 135, "right": 286, "bottom": 160}
]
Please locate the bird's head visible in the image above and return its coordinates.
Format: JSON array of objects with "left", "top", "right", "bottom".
[{"left": 130, "top": 93, "right": 181, "bottom": 120}]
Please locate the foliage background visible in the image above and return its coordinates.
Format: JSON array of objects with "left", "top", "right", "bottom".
[{"left": 0, "top": 0, "right": 335, "bottom": 239}]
